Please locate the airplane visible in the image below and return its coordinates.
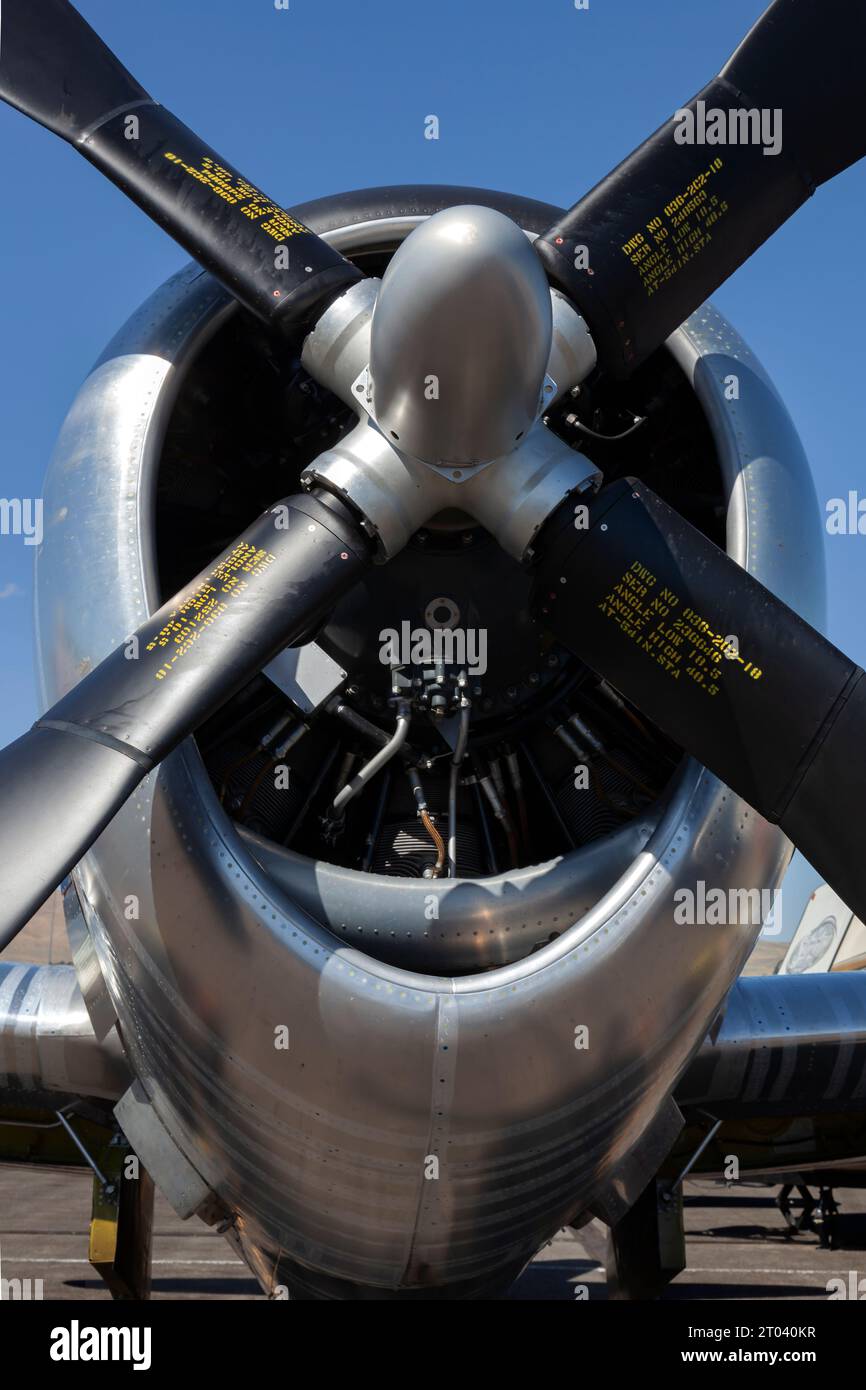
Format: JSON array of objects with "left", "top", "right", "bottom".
[
  {"left": 745, "top": 887, "right": 866, "bottom": 1252},
  {"left": 1, "top": 0, "right": 866, "bottom": 1301},
  {"left": 781, "top": 884, "right": 866, "bottom": 976}
]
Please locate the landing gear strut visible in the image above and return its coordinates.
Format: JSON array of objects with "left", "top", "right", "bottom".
[{"left": 776, "top": 1183, "right": 840, "bottom": 1249}]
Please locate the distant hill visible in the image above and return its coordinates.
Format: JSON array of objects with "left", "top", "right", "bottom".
[
  {"left": 0, "top": 889, "right": 70, "bottom": 964},
  {"left": 741, "top": 938, "right": 787, "bottom": 976}
]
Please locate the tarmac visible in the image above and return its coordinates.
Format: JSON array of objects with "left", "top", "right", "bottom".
[
  {"left": 5, "top": 897, "right": 863, "bottom": 1302},
  {"left": 1, "top": 1166, "right": 864, "bottom": 1300}
]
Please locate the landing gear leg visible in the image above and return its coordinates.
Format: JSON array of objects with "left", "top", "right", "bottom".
[
  {"left": 776, "top": 1183, "right": 816, "bottom": 1236},
  {"left": 816, "top": 1187, "right": 840, "bottom": 1250},
  {"left": 89, "top": 1137, "right": 155, "bottom": 1300},
  {"left": 605, "top": 1179, "right": 686, "bottom": 1300}
]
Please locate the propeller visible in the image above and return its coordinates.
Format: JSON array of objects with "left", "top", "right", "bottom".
[
  {"left": 0, "top": 0, "right": 372, "bottom": 947},
  {"left": 531, "top": 480, "right": 866, "bottom": 924},
  {"left": 0, "top": 494, "right": 371, "bottom": 951},
  {"left": 526, "top": 0, "right": 866, "bottom": 918},
  {"left": 1, "top": 0, "right": 865, "bottom": 951},
  {"left": 0, "top": 0, "right": 362, "bottom": 325},
  {"left": 534, "top": 0, "right": 866, "bottom": 377}
]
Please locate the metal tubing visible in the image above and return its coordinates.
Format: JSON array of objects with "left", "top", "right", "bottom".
[
  {"left": 332, "top": 703, "right": 411, "bottom": 815},
  {"left": 447, "top": 699, "right": 472, "bottom": 878}
]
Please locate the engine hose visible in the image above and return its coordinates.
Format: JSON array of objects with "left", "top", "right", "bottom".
[
  {"left": 421, "top": 810, "right": 446, "bottom": 879},
  {"left": 327, "top": 696, "right": 391, "bottom": 749},
  {"left": 407, "top": 766, "right": 446, "bottom": 879},
  {"left": 332, "top": 702, "right": 411, "bottom": 815},
  {"left": 447, "top": 698, "right": 472, "bottom": 878}
]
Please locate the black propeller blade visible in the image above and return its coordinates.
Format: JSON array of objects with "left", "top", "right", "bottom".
[
  {"left": 0, "top": 0, "right": 363, "bottom": 325},
  {"left": 0, "top": 494, "right": 371, "bottom": 951},
  {"left": 0, "top": 0, "right": 377, "bottom": 949},
  {"left": 535, "top": 0, "right": 866, "bottom": 377},
  {"left": 532, "top": 478, "right": 866, "bottom": 924}
]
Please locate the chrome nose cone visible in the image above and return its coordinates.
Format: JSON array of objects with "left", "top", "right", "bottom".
[{"left": 368, "top": 205, "right": 553, "bottom": 466}]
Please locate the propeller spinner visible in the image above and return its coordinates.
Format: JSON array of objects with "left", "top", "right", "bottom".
[{"left": 368, "top": 205, "right": 553, "bottom": 466}]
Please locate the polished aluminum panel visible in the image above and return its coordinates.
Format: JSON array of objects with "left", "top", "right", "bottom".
[
  {"left": 238, "top": 812, "right": 661, "bottom": 974},
  {"left": 678, "top": 972, "right": 866, "bottom": 1117},
  {"left": 34, "top": 205, "right": 824, "bottom": 1294},
  {"left": 0, "top": 962, "right": 129, "bottom": 1102}
]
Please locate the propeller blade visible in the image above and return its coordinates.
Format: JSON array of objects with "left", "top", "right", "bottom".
[
  {"left": 535, "top": 0, "right": 866, "bottom": 376},
  {"left": 0, "top": 0, "right": 363, "bottom": 325},
  {"left": 0, "top": 493, "right": 371, "bottom": 951},
  {"left": 532, "top": 477, "right": 866, "bottom": 922}
]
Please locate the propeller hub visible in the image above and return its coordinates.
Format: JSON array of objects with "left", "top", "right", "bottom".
[{"left": 368, "top": 205, "right": 553, "bottom": 466}]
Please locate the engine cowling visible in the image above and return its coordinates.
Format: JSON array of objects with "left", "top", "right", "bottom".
[{"left": 35, "top": 186, "right": 824, "bottom": 1298}]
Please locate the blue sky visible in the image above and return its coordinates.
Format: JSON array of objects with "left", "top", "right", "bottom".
[{"left": 1, "top": 0, "right": 863, "bottom": 936}]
